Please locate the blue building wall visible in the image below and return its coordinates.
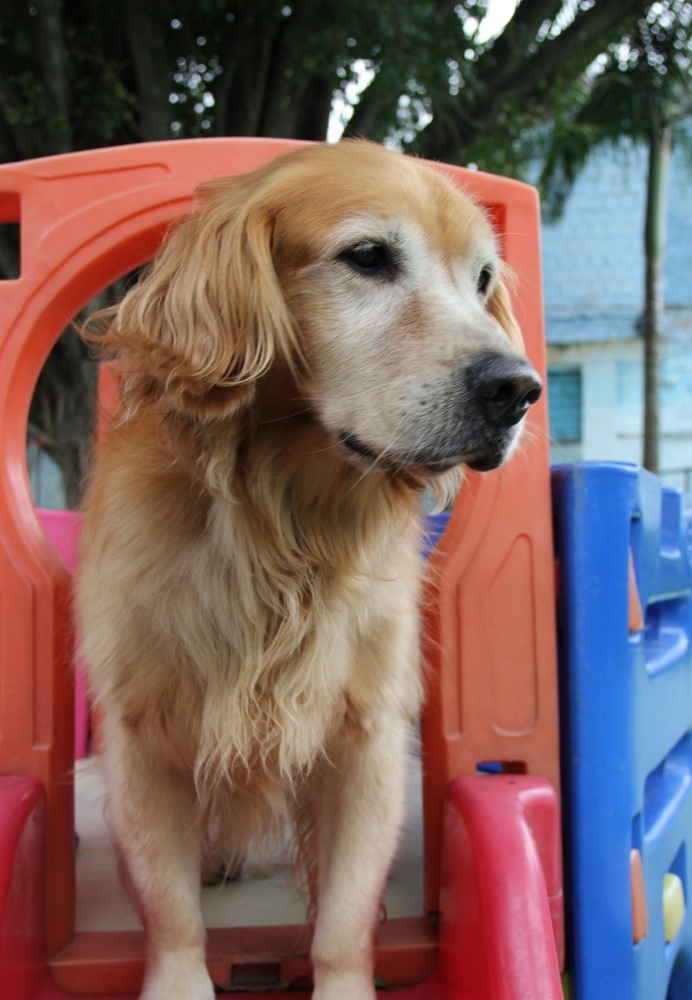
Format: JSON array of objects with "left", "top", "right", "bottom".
[
  {"left": 540, "top": 136, "right": 692, "bottom": 488},
  {"left": 541, "top": 138, "right": 692, "bottom": 326}
]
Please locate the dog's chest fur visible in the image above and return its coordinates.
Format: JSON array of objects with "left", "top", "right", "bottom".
[{"left": 80, "top": 415, "right": 424, "bottom": 794}]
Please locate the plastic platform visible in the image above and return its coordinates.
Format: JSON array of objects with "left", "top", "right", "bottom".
[
  {"left": 0, "top": 138, "right": 562, "bottom": 997},
  {"left": 554, "top": 462, "right": 692, "bottom": 999}
]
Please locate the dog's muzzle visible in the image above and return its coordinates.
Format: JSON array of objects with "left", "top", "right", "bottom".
[{"left": 338, "top": 351, "right": 542, "bottom": 475}]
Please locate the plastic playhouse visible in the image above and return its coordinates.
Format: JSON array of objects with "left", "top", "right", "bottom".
[{"left": 0, "top": 138, "right": 689, "bottom": 999}]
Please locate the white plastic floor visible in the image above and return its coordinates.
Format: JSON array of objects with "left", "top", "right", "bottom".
[{"left": 74, "top": 755, "right": 425, "bottom": 932}]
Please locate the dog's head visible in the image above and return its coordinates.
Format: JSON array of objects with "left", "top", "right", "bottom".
[{"left": 98, "top": 141, "right": 541, "bottom": 477}]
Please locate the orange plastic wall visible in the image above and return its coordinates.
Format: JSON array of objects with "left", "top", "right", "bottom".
[
  {"left": 419, "top": 172, "right": 559, "bottom": 915},
  {"left": 0, "top": 139, "right": 560, "bottom": 977}
]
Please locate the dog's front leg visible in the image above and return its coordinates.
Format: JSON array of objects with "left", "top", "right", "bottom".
[
  {"left": 101, "top": 714, "right": 214, "bottom": 1000},
  {"left": 310, "top": 715, "right": 410, "bottom": 1000}
]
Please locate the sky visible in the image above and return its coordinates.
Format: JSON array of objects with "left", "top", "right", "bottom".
[{"left": 478, "top": 0, "right": 520, "bottom": 39}]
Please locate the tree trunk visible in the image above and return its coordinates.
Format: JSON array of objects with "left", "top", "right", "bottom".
[
  {"left": 124, "top": 0, "right": 173, "bottom": 140},
  {"left": 642, "top": 121, "right": 671, "bottom": 475},
  {"left": 35, "top": 0, "right": 72, "bottom": 153}
]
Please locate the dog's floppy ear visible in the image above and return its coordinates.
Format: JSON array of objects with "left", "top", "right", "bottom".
[
  {"left": 89, "top": 172, "right": 299, "bottom": 420},
  {"left": 487, "top": 269, "right": 524, "bottom": 351}
]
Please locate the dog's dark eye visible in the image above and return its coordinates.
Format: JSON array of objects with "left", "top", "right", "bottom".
[
  {"left": 477, "top": 265, "right": 494, "bottom": 296},
  {"left": 340, "top": 241, "right": 395, "bottom": 278}
]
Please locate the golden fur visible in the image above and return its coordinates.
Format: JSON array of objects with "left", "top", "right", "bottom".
[{"left": 76, "top": 140, "right": 541, "bottom": 1000}]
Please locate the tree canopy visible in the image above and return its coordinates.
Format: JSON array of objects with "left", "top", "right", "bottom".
[{"left": 1, "top": 0, "right": 645, "bottom": 172}]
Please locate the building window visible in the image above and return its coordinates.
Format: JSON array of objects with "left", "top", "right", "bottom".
[{"left": 548, "top": 367, "right": 582, "bottom": 443}]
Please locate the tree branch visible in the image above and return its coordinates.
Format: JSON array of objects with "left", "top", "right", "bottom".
[
  {"left": 419, "top": 0, "right": 645, "bottom": 162},
  {"left": 477, "top": 0, "right": 643, "bottom": 112},
  {"left": 470, "top": 0, "right": 563, "bottom": 98}
]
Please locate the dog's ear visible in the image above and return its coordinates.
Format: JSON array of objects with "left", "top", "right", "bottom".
[
  {"left": 487, "top": 270, "right": 524, "bottom": 351},
  {"left": 92, "top": 172, "right": 300, "bottom": 420}
]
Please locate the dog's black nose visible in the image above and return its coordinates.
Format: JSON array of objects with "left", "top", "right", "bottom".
[{"left": 466, "top": 352, "right": 542, "bottom": 428}]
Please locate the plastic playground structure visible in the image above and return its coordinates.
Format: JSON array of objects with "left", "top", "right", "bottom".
[{"left": 0, "top": 138, "right": 690, "bottom": 999}]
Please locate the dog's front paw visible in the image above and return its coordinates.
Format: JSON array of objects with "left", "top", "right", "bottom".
[
  {"left": 140, "top": 948, "right": 214, "bottom": 1000},
  {"left": 312, "top": 969, "right": 377, "bottom": 1000}
]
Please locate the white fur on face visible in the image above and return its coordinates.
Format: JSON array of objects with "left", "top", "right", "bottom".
[{"left": 288, "top": 212, "right": 528, "bottom": 473}]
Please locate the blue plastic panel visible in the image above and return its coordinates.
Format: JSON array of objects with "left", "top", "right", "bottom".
[
  {"left": 553, "top": 462, "right": 692, "bottom": 1000},
  {"left": 423, "top": 511, "right": 451, "bottom": 559}
]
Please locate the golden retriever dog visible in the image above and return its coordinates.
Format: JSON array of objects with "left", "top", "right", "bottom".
[{"left": 76, "top": 140, "right": 541, "bottom": 1000}]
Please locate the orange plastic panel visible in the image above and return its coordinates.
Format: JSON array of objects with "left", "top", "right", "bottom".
[
  {"left": 630, "top": 848, "right": 649, "bottom": 944},
  {"left": 0, "top": 139, "right": 560, "bottom": 982},
  {"left": 421, "top": 167, "right": 559, "bottom": 914}
]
